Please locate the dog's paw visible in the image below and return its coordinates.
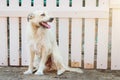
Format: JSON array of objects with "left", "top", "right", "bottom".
[
  {"left": 34, "top": 71, "right": 44, "bottom": 76},
  {"left": 57, "top": 69, "right": 65, "bottom": 76},
  {"left": 24, "top": 70, "right": 32, "bottom": 75}
]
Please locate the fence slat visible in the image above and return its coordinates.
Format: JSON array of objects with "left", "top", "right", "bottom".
[
  {"left": 9, "top": 18, "right": 19, "bottom": 66},
  {"left": 47, "top": 0, "right": 56, "bottom": 8},
  {"left": 85, "top": 0, "right": 96, "bottom": 7},
  {"left": 0, "top": 0, "right": 7, "bottom": 7},
  {"left": 84, "top": 19, "right": 95, "bottom": 69},
  {"left": 34, "top": 0, "right": 44, "bottom": 8},
  {"left": 22, "top": 0, "right": 31, "bottom": 8},
  {"left": 111, "top": 9, "right": 120, "bottom": 70},
  {"left": 9, "top": 0, "right": 20, "bottom": 66},
  {"left": 21, "top": 18, "right": 30, "bottom": 66},
  {"left": 59, "top": 18, "right": 69, "bottom": 66},
  {"left": 59, "top": 0, "right": 69, "bottom": 9},
  {"left": 20, "top": 0, "right": 31, "bottom": 66},
  {"left": 99, "top": 0, "right": 109, "bottom": 8},
  {"left": 9, "top": 0, "right": 19, "bottom": 7},
  {"left": 84, "top": 0, "right": 96, "bottom": 69},
  {"left": 72, "top": 0, "right": 82, "bottom": 8},
  {"left": 110, "top": 0, "right": 120, "bottom": 8},
  {"left": 97, "top": 19, "right": 109, "bottom": 69},
  {"left": 71, "top": 19, "right": 82, "bottom": 67},
  {"left": 0, "top": 18, "right": 8, "bottom": 66}
]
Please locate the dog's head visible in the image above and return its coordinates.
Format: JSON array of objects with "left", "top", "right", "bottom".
[{"left": 27, "top": 11, "right": 54, "bottom": 29}]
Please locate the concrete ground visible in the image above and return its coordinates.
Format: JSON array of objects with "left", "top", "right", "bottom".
[{"left": 0, "top": 67, "right": 120, "bottom": 80}]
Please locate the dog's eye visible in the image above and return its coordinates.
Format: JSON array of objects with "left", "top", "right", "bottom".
[{"left": 41, "top": 13, "right": 45, "bottom": 16}]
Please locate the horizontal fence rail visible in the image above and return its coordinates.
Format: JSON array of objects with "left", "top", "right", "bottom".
[{"left": 0, "top": 0, "right": 120, "bottom": 70}]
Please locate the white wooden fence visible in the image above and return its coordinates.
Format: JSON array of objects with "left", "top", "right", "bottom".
[{"left": 0, "top": 0, "right": 120, "bottom": 70}]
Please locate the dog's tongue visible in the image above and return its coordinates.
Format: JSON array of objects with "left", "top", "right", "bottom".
[{"left": 40, "top": 22, "right": 51, "bottom": 29}]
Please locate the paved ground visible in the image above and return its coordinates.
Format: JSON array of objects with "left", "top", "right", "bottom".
[{"left": 0, "top": 67, "right": 120, "bottom": 80}]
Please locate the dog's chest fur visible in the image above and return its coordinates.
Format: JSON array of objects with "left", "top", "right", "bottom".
[{"left": 27, "top": 25, "right": 54, "bottom": 55}]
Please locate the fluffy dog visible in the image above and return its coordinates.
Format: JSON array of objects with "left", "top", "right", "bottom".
[{"left": 24, "top": 11, "right": 83, "bottom": 75}]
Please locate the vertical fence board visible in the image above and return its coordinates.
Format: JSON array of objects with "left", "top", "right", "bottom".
[
  {"left": 9, "top": 0, "right": 19, "bottom": 7},
  {"left": 22, "top": 0, "right": 31, "bottom": 8},
  {"left": 97, "top": 19, "right": 109, "bottom": 69},
  {"left": 111, "top": 9, "right": 120, "bottom": 70},
  {"left": 47, "top": 0, "right": 56, "bottom": 8},
  {"left": 71, "top": 19, "right": 82, "bottom": 67},
  {"left": 21, "top": 18, "right": 30, "bottom": 66},
  {"left": 59, "top": 18, "right": 69, "bottom": 66},
  {"left": 85, "top": 0, "right": 96, "bottom": 7},
  {"left": 110, "top": 0, "right": 120, "bottom": 8},
  {"left": 59, "top": 0, "right": 69, "bottom": 9},
  {"left": 58, "top": 0, "right": 69, "bottom": 66},
  {"left": 9, "top": 0, "right": 20, "bottom": 66},
  {"left": 72, "top": 0, "right": 82, "bottom": 9},
  {"left": 0, "top": 0, "right": 7, "bottom": 7},
  {"left": 0, "top": 18, "right": 8, "bottom": 66},
  {"left": 84, "top": 0, "right": 96, "bottom": 69},
  {"left": 34, "top": 0, "right": 44, "bottom": 8},
  {"left": 84, "top": 19, "right": 95, "bottom": 69},
  {"left": 9, "top": 18, "right": 19, "bottom": 66},
  {"left": 99, "top": 0, "right": 109, "bottom": 8},
  {"left": 9, "top": 0, "right": 19, "bottom": 66}
]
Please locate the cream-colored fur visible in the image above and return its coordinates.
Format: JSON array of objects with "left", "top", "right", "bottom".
[{"left": 24, "top": 11, "right": 83, "bottom": 75}]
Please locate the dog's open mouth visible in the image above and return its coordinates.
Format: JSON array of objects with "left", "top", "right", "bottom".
[{"left": 40, "top": 22, "right": 51, "bottom": 29}]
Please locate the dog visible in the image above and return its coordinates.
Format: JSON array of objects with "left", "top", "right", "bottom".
[{"left": 24, "top": 11, "right": 83, "bottom": 75}]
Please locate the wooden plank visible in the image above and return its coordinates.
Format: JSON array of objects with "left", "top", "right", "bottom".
[
  {"left": 9, "top": 0, "right": 19, "bottom": 7},
  {"left": 97, "top": 19, "right": 109, "bottom": 69},
  {"left": 99, "top": 0, "right": 109, "bottom": 8},
  {"left": 71, "top": 19, "right": 82, "bottom": 67},
  {"left": 59, "top": 18, "right": 69, "bottom": 66},
  {"left": 0, "top": 0, "right": 7, "bottom": 7},
  {"left": 21, "top": 0, "right": 31, "bottom": 65},
  {"left": 21, "top": 18, "right": 30, "bottom": 66},
  {"left": 59, "top": 0, "right": 69, "bottom": 9},
  {"left": 0, "top": 18, "right": 8, "bottom": 66},
  {"left": 21, "top": 0, "right": 31, "bottom": 66},
  {"left": 84, "top": 0, "right": 96, "bottom": 69},
  {"left": 9, "top": 18, "right": 19, "bottom": 66},
  {"left": 96, "top": 0, "right": 109, "bottom": 69},
  {"left": 85, "top": 0, "right": 96, "bottom": 7},
  {"left": 34, "top": 0, "right": 44, "bottom": 9},
  {"left": 111, "top": 9, "right": 120, "bottom": 70},
  {"left": 72, "top": 0, "right": 82, "bottom": 9},
  {"left": 58, "top": 0, "right": 69, "bottom": 66},
  {"left": 45, "top": 0, "right": 57, "bottom": 15},
  {"left": 84, "top": 19, "right": 95, "bottom": 69},
  {"left": 110, "top": 0, "right": 120, "bottom": 8},
  {"left": 21, "top": 0, "right": 31, "bottom": 8},
  {"left": 46, "top": 0, "right": 56, "bottom": 7},
  {"left": 0, "top": 9, "right": 109, "bottom": 18}
]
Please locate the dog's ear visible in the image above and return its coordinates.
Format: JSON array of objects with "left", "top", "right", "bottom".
[{"left": 27, "top": 13, "right": 34, "bottom": 22}]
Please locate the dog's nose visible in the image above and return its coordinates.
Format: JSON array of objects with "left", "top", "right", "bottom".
[{"left": 49, "top": 18, "right": 54, "bottom": 22}]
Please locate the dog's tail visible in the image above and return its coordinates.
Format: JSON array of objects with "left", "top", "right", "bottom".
[{"left": 66, "top": 67, "right": 83, "bottom": 73}]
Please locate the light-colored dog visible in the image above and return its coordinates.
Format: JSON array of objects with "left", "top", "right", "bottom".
[{"left": 24, "top": 11, "right": 83, "bottom": 75}]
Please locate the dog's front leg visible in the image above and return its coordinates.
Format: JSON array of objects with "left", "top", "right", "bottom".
[
  {"left": 24, "top": 50, "right": 35, "bottom": 74},
  {"left": 35, "top": 48, "right": 48, "bottom": 75}
]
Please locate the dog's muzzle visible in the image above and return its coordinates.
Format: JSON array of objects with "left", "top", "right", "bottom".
[{"left": 39, "top": 18, "right": 54, "bottom": 29}]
